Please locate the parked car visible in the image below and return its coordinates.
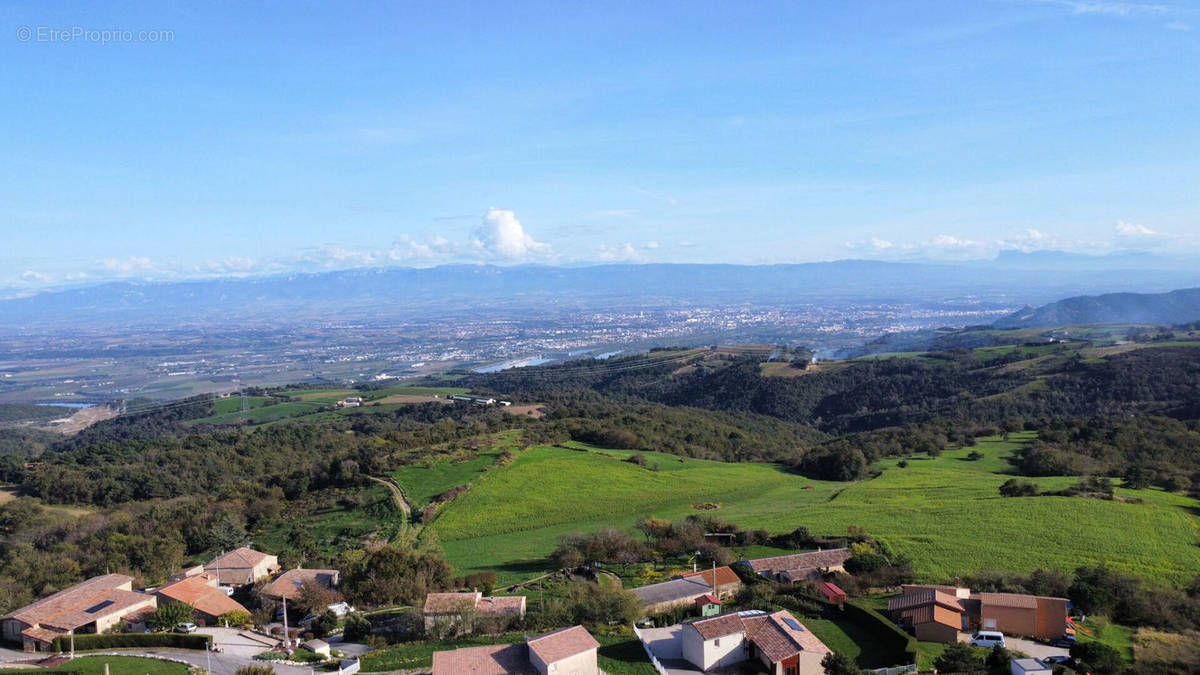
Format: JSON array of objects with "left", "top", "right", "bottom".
[
  {"left": 1044, "top": 656, "right": 1072, "bottom": 665},
  {"left": 1048, "top": 634, "right": 1077, "bottom": 647},
  {"left": 175, "top": 622, "right": 198, "bottom": 633},
  {"left": 968, "top": 630, "right": 1006, "bottom": 647}
]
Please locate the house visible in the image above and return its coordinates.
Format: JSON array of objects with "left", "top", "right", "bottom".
[
  {"left": 680, "top": 609, "right": 831, "bottom": 674},
  {"left": 742, "top": 549, "right": 852, "bottom": 584},
  {"left": 676, "top": 565, "right": 743, "bottom": 598},
  {"left": 155, "top": 573, "right": 249, "bottom": 626},
  {"left": 817, "top": 582, "right": 847, "bottom": 607},
  {"left": 887, "top": 585, "right": 1069, "bottom": 643},
  {"left": 302, "top": 638, "right": 331, "bottom": 658},
  {"left": 431, "top": 625, "right": 599, "bottom": 675},
  {"left": 422, "top": 592, "right": 526, "bottom": 631},
  {"left": 339, "top": 397, "right": 363, "bottom": 408},
  {"left": 695, "top": 593, "right": 722, "bottom": 617},
  {"left": 259, "top": 568, "right": 341, "bottom": 602},
  {"left": 204, "top": 547, "right": 280, "bottom": 587},
  {"left": 634, "top": 576, "right": 721, "bottom": 615},
  {"left": 1, "top": 574, "right": 158, "bottom": 652},
  {"left": 1011, "top": 658, "right": 1051, "bottom": 675}
]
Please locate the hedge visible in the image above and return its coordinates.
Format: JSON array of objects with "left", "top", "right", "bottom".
[
  {"left": 50, "top": 632, "right": 213, "bottom": 652},
  {"left": 842, "top": 600, "right": 919, "bottom": 667}
]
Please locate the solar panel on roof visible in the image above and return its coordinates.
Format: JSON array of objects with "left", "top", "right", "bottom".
[{"left": 782, "top": 618, "right": 804, "bottom": 631}]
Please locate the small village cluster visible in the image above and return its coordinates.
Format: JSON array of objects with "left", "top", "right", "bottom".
[{"left": 1, "top": 546, "right": 1079, "bottom": 675}]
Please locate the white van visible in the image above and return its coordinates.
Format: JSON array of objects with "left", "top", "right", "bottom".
[{"left": 968, "top": 630, "right": 1006, "bottom": 647}]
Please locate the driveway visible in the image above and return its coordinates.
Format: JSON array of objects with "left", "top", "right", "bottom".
[
  {"left": 637, "top": 626, "right": 705, "bottom": 675},
  {"left": 957, "top": 633, "right": 1068, "bottom": 659}
]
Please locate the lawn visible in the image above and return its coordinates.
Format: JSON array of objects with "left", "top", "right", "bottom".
[
  {"left": 66, "top": 656, "right": 189, "bottom": 675},
  {"left": 360, "top": 634, "right": 525, "bottom": 672},
  {"left": 800, "top": 615, "right": 896, "bottom": 669},
  {"left": 391, "top": 430, "right": 524, "bottom": 508},
  {"left": 429, "top": 434, "right": 1200, "bottom": 588}
]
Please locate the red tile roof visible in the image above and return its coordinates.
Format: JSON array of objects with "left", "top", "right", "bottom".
[
  {"left": 204, "top": 547, "right": 277, "bottom": 585},
  {"left": 157, "top": 575, "right": 248, "bottom": 619},
  {"left": 422, "top": 592, "right": 524, "bottom": 616},
  {"left": 695, "top": 593, "right": 721, "bottom": 607},
  {"left": 689, "top": 612, "right": 746, "bottom": 640},
  {"left": 678, "top": 566, "right": 741, "bottom": 589},
  {"left": 745, "top": 549, "right": 851, "bottom": 575},
  {"left": 260, "top": 569, "right": 340, "bottom": 601},
  {"left": 888, "top": 588, "right": 964, "bottom": 613},
  {"left": 2, "top": 574, "right": 135, "bottom": 627},
  {"left": 979, "top": 593, "right": 1039, "bottom": 609},
  {"left": 526, "top": 625, "right": 600, "bottom": 664},
  {"left": 432, "top": 643, "right": 533, "bottom": 675}
]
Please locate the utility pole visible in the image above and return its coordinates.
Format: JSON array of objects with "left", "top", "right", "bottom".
[
  {"left": 282, "top": 595, "right": 289, "bottom": 648},
  {"left": 205, "top": 641, "right": 211, "bottom": 674},
  {"left": 241, "top": 389, "right": 248, "bottom": 412}
]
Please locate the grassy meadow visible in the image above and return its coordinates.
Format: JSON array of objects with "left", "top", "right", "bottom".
[
  {"left": 391, "top": 430, "right": 523, "bottom": 508},
  {"left": 418, "top": 433, "right": 1200, "bottom": 587}
]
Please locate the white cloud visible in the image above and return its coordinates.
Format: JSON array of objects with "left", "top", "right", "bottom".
[
  {"left": 644, "top": 241, "right": 660, "bottom": 250},
  {"left": 100, "top": 256, "right": 157, "bottom": 277},
  {"left": 597, "top": 243, "right": 646, "bottom": 262},
  {"left": 870, "top": 237, "right": 894, "bottom": 250},
  {"left": 469, "top": 208, "right": 555, "bottom": 261},
  {"left": 1165, "top": 20, "right": 1191, "bottom": 30},
  {"left": 1033, "top": 0, "right": 1171, "bottom": 16},
  {"left": 21, "top": 270, "right": 51, "bottom": 283},
  {"left": 1115, "top": 220, "right": 1158, "bottom": 236}
]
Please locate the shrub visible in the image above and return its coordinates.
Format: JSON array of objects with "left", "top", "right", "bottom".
[
  {"left": 236, "top": 666, "right": 277, "bottom": 675},
  {"left": 998, "top": 478, "right": 1040, "bottom": 497},
  {"left": 51, "top": 632, "right": 212, "bottom": 651},
  {"left": 934, "top": 642, "right": 985, "bottom": 674}
]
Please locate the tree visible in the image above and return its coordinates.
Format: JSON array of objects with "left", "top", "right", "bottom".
[
  {"left": 219, "top": 609, "right": 252, "bottom": 627},
  {"left": 1070, "top": 642, "right": 1123, "bottom": 675},
  {"left": 207, "top": 512, "right": 248, "bottom": 552},
  {"left": 149, "top": 601, "right": 196, "bottom": 631},
  {"left": 343, "top": 611, "right": 372, "bottom": 641},
  {"left": 294, "top": 582, "right": 336, "bottom": 616},
  {"left": 933, "top": 642, "right": 985, "bottom": 674},
  {"left": 985, "top": 645, "right": 1012, "bottom": 674},
  {"left": 340, "top": 544, "right": 453, "bottom": 607},
  {"left": 821, "top": 652, "right": 859, "bottom": 675}
]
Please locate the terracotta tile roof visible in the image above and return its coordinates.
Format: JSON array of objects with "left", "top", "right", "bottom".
[
  {"left": 3, "top": 574, "right": 134, "bottom": 627},
  {"left": 888, "top": 589, "right": 964, "bottom": 613},
  {"left": 204, "top": 547, "right": 277, "bottom": 584},
  {"left": 157, "top": 575, "right": 248, "bottom": 619},
  {"left": 260, "top": 569, "right": 340, "bottom": 601},
  {"left": 424, "top": 592, "right": 481, "bottom": 614},
  {"left": 422, "top": 592, "right": 525, "bottom": 616},
  {"left": 744, "top": 549, "right": 851, "bottom": 575},
  {"left": 476, "top": 595, "right": 525, "bottom": 616},
  {"left": 432, "top": 644, "right": 533, "bottom": 675},
  {"left": 695, "top": 593, "right": 721, "bottom": 607},
  {"left": 688, "top": 612, "right": 746, "bottom": 640},
  {"left": 42, "top": 590, "right": 153, "bottom": 631},
  {"left": 678, "top": 566, "right": 741, "bottom": 589},
  {"left": 979, "top": 592, "right": 1038, "bottom": 609},
  {"left": 20, "top": 626, "right": 63, "bottom": 645},
  {"left": 527, "top": 625, "right": 599, "bottom": 665}
]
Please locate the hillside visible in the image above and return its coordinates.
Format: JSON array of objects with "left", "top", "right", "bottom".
[
  {"left": 416, "top": 436, "right": 1200, "bottom": 587},
  {"left": 994, "top": 287, "right": 1200, "bottom": 329}
]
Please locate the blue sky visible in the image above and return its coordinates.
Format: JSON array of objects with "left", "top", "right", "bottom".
[{"left": 2, "top": 1, "right": 1197, "bottom": 290}]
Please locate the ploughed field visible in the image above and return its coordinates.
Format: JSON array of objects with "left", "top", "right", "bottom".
[{"left": 396, "top": 433, "right": 1200, "bottom": 587}]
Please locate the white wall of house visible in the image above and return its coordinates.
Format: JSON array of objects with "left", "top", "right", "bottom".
[
  {"left": 529, "top": 648, "right": 598, "bottom": 675},
  {"left": 681, "top": 627, "right": 746, "bottom": 670}
]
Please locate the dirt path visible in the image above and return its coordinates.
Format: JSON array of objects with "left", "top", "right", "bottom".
[
  {"left": 368, "top": 475, "right": 412, "bottom": 518},
  {"left": 40, "top": 404, "right": 122, "bottom": 435}
]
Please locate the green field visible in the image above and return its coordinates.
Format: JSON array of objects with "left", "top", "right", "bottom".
[
  {"left": 422, "top": 434, "right": 1200, "bottom": 587},
  {"left": 391, "top": 431, "right": 523, "bottom": 508},
  {"left": 66, "top": 656, "right": 189, "bottom": 675}
]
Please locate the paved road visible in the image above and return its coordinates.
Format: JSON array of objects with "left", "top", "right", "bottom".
[{"left": 956, "top": 633, "right": 1068, "bottom": 659}]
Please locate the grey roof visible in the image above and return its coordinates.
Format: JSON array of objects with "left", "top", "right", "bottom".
[{"left": 633, "top": 577, "right": 712, "bottom": 606}]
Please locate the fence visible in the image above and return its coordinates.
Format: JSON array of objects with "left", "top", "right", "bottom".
[
  {"left": 338, "top": 657, "right": 361, "bottom": 675},
  {"left": 868, "top": 665, "right": 917, "bottom": 675},
  {"left": 630, "top": 626, "right": 668, "bottom": 675}
]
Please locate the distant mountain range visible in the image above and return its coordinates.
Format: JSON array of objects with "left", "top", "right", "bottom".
[
  {"left": 3, "top": 259, "right": 1200, "bottom": 330},
  {"left": 994, "top": 287, "right": 1200, "bottom": 329}
]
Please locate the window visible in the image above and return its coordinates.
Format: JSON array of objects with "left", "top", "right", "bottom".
[{"left": 714, "top": 638, "right": 720, "bottom": 647}]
